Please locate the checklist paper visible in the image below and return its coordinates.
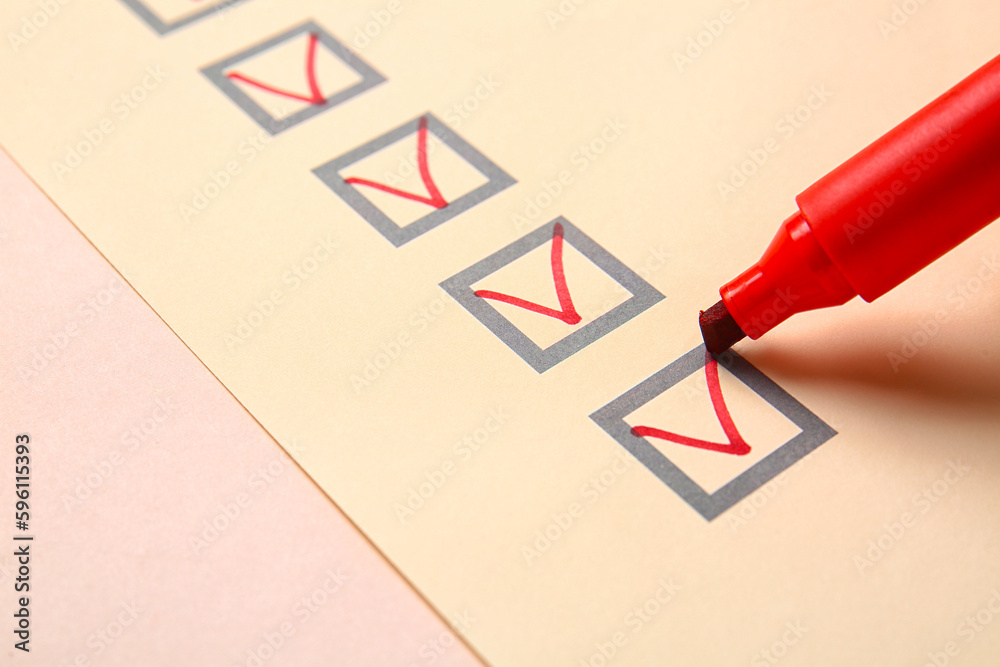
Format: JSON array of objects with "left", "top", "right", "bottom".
[{"left": 3, "top": 1, "right": 1000, "bottom": 664}]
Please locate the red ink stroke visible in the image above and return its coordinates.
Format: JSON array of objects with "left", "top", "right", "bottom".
[
  {"left": 474, "top": 222, "right": 582, "bottom": 325},
  {"left": 343, "top": 116, "right": 448, "bottom": 209},
  {"left": 631, "top": 350, "right": 751, "bottom": 456},
  {"left": 226, "top": 32, "right": 325, "bottom": 105}
]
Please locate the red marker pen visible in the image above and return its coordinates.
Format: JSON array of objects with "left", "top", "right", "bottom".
[{"left": 700, "top": 54, "right": 1000, "bottom": 354}]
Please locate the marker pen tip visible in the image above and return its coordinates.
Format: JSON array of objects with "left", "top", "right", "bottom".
[{"left": 699, "top": 300, "right": 746, "bottom": 355}]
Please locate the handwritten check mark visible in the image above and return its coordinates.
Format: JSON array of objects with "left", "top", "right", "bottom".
[
  {"left": 342, "top": 116, "right": 448, "bottom": 209},
  {"left": 226, "top": 32, "right": 326, "bottom": 105},
  {"left": 474, "top": 222, "right": 582, "bottom": 325},
  {"left": 631, "top": 350, "right": 751, "bottom": 456}
]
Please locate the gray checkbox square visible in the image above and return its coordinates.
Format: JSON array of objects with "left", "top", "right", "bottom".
[
  {"left": 440, "top": 217, "right": 665, "bottom": 373},
  {"left": 119, "top": 0, "right": 250, "bottom": 35},
  {"left": 201, "top": 20, "right": 385, "bottom": 134},
  {"left": 312, "top": 113, "right": 516, "bottom": 247},
  {"left": 590, "top": 345, "right": 835, "bottom": 521}
]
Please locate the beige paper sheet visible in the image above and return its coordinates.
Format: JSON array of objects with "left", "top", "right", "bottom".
[{"left": 3, "top": 1, "right": 1000, "bottom": 663}]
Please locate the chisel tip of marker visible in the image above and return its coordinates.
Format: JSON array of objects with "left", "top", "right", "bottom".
[{"left": 699, "top": 300, "right": 746, "bottom": 355}]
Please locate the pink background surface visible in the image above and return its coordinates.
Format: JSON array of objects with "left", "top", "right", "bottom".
[{"left": 0, "top": 149, "right": 482, "bottom": 666}]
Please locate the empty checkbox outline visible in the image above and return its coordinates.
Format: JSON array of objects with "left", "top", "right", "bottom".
[
  {"left": 312, "top": 113, "right": 516, "bottom": 247},
  {"left": 201, "top": 20, "right": 386, "bottom": 134},
  {"left": 441, "top": 217, "right": 665, "bottom": 373},
  {"left": 119, "top": 0, "right": 250, "bottom": 36},
  {"left": 590, "top": 345, "right": 836, "bottom": 521}
]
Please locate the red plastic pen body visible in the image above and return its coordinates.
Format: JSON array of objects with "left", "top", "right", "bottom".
[{"left": 721, "top": 54, "right": 1000, "bottom": 340}]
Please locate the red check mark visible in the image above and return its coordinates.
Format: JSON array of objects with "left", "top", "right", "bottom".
[
  {"left": 631, "top": 350, "right": 751, "bottom": 456},
  {"left": 343, "top": 117, "right": 448, "bottom": 209},
  {"left": 226, "top": 32, "right": 326, "bottom": 105},
  {"left": 474, "top": 222, "right": 582, "bottom": 325}
]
